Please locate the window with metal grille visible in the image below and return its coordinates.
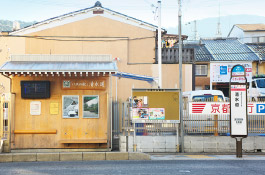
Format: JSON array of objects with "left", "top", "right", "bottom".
[{"left": 195, "top": 65, "right": 207, "bottom": 76}]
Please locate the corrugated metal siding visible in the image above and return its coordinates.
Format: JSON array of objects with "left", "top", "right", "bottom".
[
  {"left": 10, "top": 54, "right": 112, "bottom": 62},
  {"left": 247, "top": 43, "right": 265, "bottom": 61},
  {"left": 0, "top": 61, "right": 117, "bottom": 72},
  {"left": 201, "top": 38, "right": 260, "bottom": 61}
]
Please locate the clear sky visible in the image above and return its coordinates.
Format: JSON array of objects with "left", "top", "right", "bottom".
[{"left": 1, "top": 0, "right": 265, "bottom": 28}]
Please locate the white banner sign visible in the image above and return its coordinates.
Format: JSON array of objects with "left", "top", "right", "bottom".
[
  {"left": 189, "top": 102, "right": 264, "bottom": 115},
  {"left": 210, "top": 62, "right": 252, "bottom": 83},
  {"left": 230, "top": 85, "right": 247, "bottom": 136}
]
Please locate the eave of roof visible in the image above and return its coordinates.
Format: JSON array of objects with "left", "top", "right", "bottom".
[{"left": 0, "top": 61, "right": 117, "bottom": 77}]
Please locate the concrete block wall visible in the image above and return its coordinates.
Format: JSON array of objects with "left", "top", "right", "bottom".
[
  {"left": 185, "top": 136, "right": 265, "bottom": 153},
  {"left": 120, "top": 135, "right": 265, "bottom": 153},
  {"left": 119, "top": 136, "right": 178, "bottom": 152}
]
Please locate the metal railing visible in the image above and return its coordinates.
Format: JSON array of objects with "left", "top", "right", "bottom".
[
  {"left": 183, "top": 98, "right": 265, "bottom": 135},
  {"left": 118, "top": 99, "right": 265, "bottom": 136},
  {"left": 120, "top": 102, "right": 178, "bottom": 136}
]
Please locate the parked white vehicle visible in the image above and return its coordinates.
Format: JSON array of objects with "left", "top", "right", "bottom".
[
  {"left": 183, "top": 90, "right": 225, "bottom": 102},
  {"left": 248, "top": 77, "right": 265, "bottom": 100}
]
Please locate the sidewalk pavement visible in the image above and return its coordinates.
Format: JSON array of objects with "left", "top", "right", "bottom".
[{"left": 150, "top": 154, "right": 265, "bottom": 160}]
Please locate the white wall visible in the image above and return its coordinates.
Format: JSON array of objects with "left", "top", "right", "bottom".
[{"left": 228, "top": 26, "right": 265, "bottom": 43}]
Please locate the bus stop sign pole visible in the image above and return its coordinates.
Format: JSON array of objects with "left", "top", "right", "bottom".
[{"left": 229, "top": 65, "right": 248, "bottom": 158}]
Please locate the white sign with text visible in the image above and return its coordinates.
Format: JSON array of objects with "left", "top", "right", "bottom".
[{"left": 230, "top": 85, "right": 247, "bottom": 136}]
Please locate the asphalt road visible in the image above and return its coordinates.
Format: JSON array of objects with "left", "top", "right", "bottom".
[{"left": 1, "top": 160, "right": 265, "bottom": 175}]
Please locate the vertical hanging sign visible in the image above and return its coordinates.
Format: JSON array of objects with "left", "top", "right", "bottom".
[{"left": 230, "top": 65, "right": 248, "bottom": 158}]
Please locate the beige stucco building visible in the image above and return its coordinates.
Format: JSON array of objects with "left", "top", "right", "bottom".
[
  {"left": 0, "top": 2, "right": 192, "bottom": 150},
  {"left": 0, "top": 2, "right": 192, "bottom": 100}
]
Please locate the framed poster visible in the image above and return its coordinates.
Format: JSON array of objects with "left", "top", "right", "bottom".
[
  {"left": 132, "top": 108, "right": 149, "bottom": 119},
  {"left": 83, "top": 95, "right": 99, "bottom": 118},
  {"left": 133, "top": 96, "right": 148, "bottom": 108},
  {"left": 62, "top": 95, "right": 79, "bottom": 118},
  {"left": 149, "top": 108, "right": 165, "bottom": 120}
]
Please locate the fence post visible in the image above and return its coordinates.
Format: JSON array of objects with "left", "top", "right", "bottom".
[{"left": 214, "top": 96, "right": 218, "bottom": 136}]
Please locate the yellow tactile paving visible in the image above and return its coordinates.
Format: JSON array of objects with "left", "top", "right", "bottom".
[{"left": 186, "top": 155, "right": 214, "bottom": 159}]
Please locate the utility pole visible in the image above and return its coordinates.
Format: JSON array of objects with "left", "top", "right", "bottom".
[
  {"left": 158, "top": 1, "right": 162, "bottom": 88},
  {"left": 178, "top": 0, "right": 184, "bottom": 153}
]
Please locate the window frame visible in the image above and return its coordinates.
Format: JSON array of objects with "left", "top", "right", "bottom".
[{"left": 195, "top": 64, "right": 208, "bottom": 76}]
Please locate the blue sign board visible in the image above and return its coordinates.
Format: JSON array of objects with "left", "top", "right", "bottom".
[
  {"left": 232, "top": 65, "right": 244, "bottom": 73},
  {"left": 220, "top": 66, "right": 227, "bottom": 75},
  {"left": 257, "top": 104, "right": 265, "bottom": 113}
]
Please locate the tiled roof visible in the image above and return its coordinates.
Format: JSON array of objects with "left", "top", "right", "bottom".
[
  {"left": 235, "top": 24, "right": 265, "bottom": 32},
  {"left": 247, "top": 43, "right": 265, "bottom": 61},
  {"left": 201, "top": 38, "right": 260, "bottom": 61}
]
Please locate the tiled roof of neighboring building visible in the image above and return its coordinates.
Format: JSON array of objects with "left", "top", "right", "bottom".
[
  {"left": 235, "top": 24, "right": 265, "bottom": 32},
  {"left": 201, "top": 38, "right": 260, "bottom": 61},
  {"left": 247, "top": 43, "right": 265, "bottom": 61}
]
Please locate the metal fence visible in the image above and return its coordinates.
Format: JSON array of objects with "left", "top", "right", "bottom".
[
  {"left": 183, "top": 98, "right": 265, "bottom": 135},
  {"left": 119, "top": 102, "right": 178, "bottom": 136},
  {"left": 117, "top": 99, "right": 265, "bottom": 136}
]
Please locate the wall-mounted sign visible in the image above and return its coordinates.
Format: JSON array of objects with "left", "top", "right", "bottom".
[
  {"left": 189, "top": 102, "right": 265, "bottom": 115},
  {"left": 210, "top": 62, "right": 252, "bottom": 83},
  {"left": 62, "top": 79, "right": 106, "bottom": 90},
  {"left": 50, "top": 102, "right": 59, "bottom": 115},
  {"left": 21, "top": 81, "right": 50, "bottom": 99},
  {"left": 30, "top": 101, "right": 41, "bottom": 115}
]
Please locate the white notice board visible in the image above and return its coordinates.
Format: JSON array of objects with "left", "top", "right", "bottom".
[
  {"left": 30, "top": 101, "right": 41, "bottom": 115},
  {"left": 210, "top": 62, "right": 252, "bottom": 83}
]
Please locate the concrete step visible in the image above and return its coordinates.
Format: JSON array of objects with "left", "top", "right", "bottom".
[
  {"left": 0, "top": 152, "right": 151, "bottom": 162},
  {"left": 11, "top": 148, "right": 110, "bottom": 153}
]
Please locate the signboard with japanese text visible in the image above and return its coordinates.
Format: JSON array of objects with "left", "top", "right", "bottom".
[
  {"left": 230, "top": 85, "right": 247, "bottom": 136},
  {"left": 189, "top": 102, "right": 263, "bottom": 115},
  {"left": 210, "top": 62, "right": 252, "bottom": 83},
  {"left": 230, "top": 65, "right": 248, "bottom": 137},
  {"left": 62, "top": 79, "right": 106, "bottom": 90}
]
